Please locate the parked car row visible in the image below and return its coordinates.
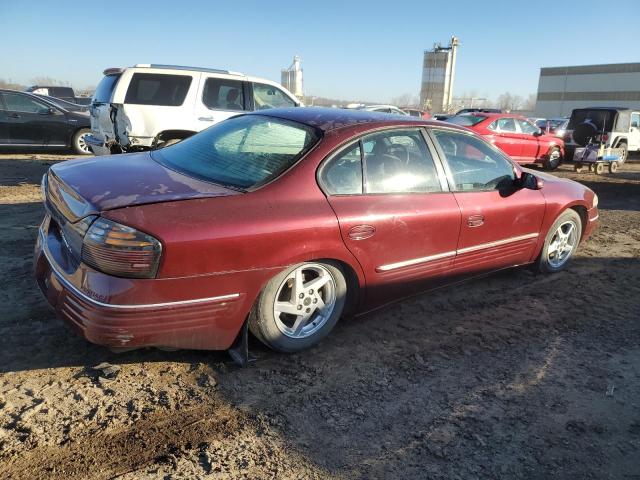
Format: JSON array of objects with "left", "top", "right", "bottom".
[{"left": 0, "top": 89, "right": 92, "bottom": 154}]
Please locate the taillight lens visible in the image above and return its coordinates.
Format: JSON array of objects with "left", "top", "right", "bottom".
[{"left": 82, "top": 218, "right": 162, "bottom": 278}]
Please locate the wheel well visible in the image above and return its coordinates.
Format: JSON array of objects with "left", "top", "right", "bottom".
[
  {"left": 154, "top": 130, "right": 196, "bottom": 143},
  {"left": 318, "top": 258, "right": 361, "bottom": 316},
  {"left": 615, "top": 137, "right": 627, "bottom": 147},
  {"left": 570, "top": 205, "right": 588, "bottom": 239}
]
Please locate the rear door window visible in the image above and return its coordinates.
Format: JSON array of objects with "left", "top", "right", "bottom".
[
  {"left": 124, "top": 73, "right": 192, "bottom": 106},
  {"left": 253, "top": 83, "right": 296, "bottom": 110},
  {"left": 202, "top": 78, "right": 246, "bottom": 111},
  {"left": 93, "top": 74, "right": 121, "bottom": 103},
  {"left": 496, "top": 118, "right": 517, "bottom": 132},
  {"left": 320, "top": 142, "right": 363, "bottom": 195},
  {"left": 362, "top": 129, "right": 442, "bottom": 194}
]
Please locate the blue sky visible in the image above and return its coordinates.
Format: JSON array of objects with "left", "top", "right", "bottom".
[{"left": 2, "top": 0, "right": 639, "bottom": 102}]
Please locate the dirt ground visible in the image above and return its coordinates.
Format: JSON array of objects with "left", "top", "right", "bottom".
[{"left": 0, "top": 152, "right": 639, "bottom": 480}]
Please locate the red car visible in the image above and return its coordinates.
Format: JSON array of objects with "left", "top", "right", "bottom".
[
  {"left": 447, "top": 113, "right": 565, "bottom": 170},
  {"left": 34, "top": 108, "right": 598, "bottom": 359}
]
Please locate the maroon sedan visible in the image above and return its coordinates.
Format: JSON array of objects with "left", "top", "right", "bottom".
[
  {"left": 34, "top": 108, "right": 598, "bottom": 357},
  {"left": 447, "top": 113, "right": 565, "bottom": 170}
]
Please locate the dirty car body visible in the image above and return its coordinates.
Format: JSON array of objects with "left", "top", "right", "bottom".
[{"left": 34, "top": 108, "right": 598, "bottom": 352}]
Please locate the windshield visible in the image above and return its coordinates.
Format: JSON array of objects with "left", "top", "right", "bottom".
[
  {"left": 153, "top": 115, "right": 321, "bottom": 189},
  {"left": 446, "top": 115, "right": 486, "bottom": 126}
]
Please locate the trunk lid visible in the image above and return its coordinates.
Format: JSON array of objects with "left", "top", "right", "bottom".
[{"left": 47, "top": 151, "right": 240, "bottom": 222}]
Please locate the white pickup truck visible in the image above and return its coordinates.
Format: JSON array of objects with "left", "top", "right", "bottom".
[{"left": 86, "top": 64, "right": 302, "bottom": 155}]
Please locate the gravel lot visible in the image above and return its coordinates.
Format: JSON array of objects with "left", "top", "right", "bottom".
[{"left": 1, "top": 153, "right": 639, "bottom": 479}]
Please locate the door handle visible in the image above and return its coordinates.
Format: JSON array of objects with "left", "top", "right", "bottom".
[
  {"left": 467, "top": 214, "right": 484, "bottom": 227},
  {"left": 8, "top": 113, "right": 20, "bottom": 119},
  {"left": 348, "top": 225, "right": 375, "bottom": 240},
  {"left": 198, "top": 116, "right": 214, "bottom": 121}
]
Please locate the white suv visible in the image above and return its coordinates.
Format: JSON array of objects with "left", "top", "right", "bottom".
[{"left": 86, "top": 64, "right": 302, "bottom": 155}]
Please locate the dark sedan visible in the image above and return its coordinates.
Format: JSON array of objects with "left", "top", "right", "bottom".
[
  {"left": 0, "top": 89, "right": 91, "bottom": 154},
  {"left": 34, "top": 108, "right": 598, "bottom": 360}
]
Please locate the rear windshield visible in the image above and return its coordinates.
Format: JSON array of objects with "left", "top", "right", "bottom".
[
  {"left": 93, "top": 74, "right": 120, "bottom": 103},
  {"left": 568, "top": 109, "right": 617, "bottom": 131},
  {"left": 153, "top": 115, "right": 321, "bottom": 189},
  {"left": 124, "top": 73, "right": 192, "bottom": 106},
  {"left": 446, "top": 115, "right": 486, "bottom": 126}
]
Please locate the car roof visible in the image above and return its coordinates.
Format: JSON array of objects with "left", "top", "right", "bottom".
[{"left": 249, "top": 107, "right": 464, "bottom": 133}]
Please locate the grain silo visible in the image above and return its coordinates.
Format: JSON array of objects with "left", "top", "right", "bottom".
[
  {"left": 281, "top": 55, "right": 303, "bottom": 99},
  {"left": 420, "top": 36, "right": 459, "bottom": 113}
]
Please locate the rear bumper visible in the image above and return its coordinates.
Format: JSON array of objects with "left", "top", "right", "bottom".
[{"left": 34, "top": 222, "right": 250, "bottom": 350}]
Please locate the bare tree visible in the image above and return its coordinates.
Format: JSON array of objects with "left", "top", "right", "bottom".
[
  {"left": 390, "top": 93, "right": 419, "bottom": 107},
  {"left": 523, "top": 93, "right": 537, "bottom": 112},
  {"left": 496, "top": 92, "right": 525, "bottom": 112},
  {"left": 0, "top": 79, "right": 26, "bottom": 90},
  {"left": 30, "top": 76, "right": 71, "bottom": 86}
]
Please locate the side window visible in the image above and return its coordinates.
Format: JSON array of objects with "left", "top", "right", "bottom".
[
  {"left": 517, "top": 119, "right": 539, "bottom": 134},
  {"left": 496, "top": 117, "right": 517, "bottom": 132},
  {"left": 253, "top": 83, "right": 296, "bottom": 110},
  {"left": 432, "top": 129, "right": 515, "bottom": 192},
  {"left": 202, "top": 78, "right": 245, "bottom": 111},
  {"left": 631, "top": 113, "right": 640, "bottom": 129},
  {"left": 320, "top": 142, "right": 363, "bottom": 195},
  {"left": 362, "top": 129, "right": 442, "bottom": 194},
  {"left": 1, "top": 93, "right": 49, "bottom": 113},
  {"left": 124, "top": 73, "right": 192, "bottom": 106}
]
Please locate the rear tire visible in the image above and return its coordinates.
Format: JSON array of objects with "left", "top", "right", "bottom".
[
  {"left": 72, "top": 128, "right": 92, "bottom": 155},
  {"left": 249, "top": 261, "right": 347, "bottom": 352},
  {"left": 609, "top": 162, "right": 619, "bottom": 173},
  {"left": 543, "top": 147, "right": 561, "bottom": 170},
  {"left": 594, "top": 163, "right": 604, "bottom": 175},
  {"left": 537, "top": 209, "right": 582, "bottom": 273},
  {"left": 616, "top": 142, "right": 628, "bottom": 164}
]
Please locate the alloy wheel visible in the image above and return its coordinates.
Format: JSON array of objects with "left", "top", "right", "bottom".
[
  {"left": 547, "top": 220, "right": 578, "bottom": 268},
  {"left": 273, "top": 264, "right": 337, "bottom": 339}
]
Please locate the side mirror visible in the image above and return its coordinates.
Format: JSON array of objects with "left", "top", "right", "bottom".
[
  {"left": 520, "top": 171, "right": 544, "bottom": 190},
  {"left": 38, "top": 107, "right": 56, "bottom": 115},
  {"left": 533, "top": 129, "right": 544, "bottom": 137}
]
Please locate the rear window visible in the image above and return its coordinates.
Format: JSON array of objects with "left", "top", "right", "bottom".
[
  {"left": 446, "top": 115, "right": 486, "bottom": 126},
  {"left": 124, "top": 73, "right": 192, "bottom": 106},
  {"left": 153, "top": 115, "right": 320, "bottom": 189},
  {"left": 93, "top": 74, "right": 120, "bottom": 103}
]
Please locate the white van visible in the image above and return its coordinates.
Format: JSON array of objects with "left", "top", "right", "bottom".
[{"left": 86, "top": 64, "right": 302, "bottom": 155}]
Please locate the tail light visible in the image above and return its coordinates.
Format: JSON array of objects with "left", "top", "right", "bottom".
[{"left": 82, "top": 218, "right": 162, "bottom": 278}]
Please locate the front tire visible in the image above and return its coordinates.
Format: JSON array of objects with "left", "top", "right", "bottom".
[
  {"left": 543, "top": 147, "right": 561, "bottom": 170},
  {"left": 249, "top": 261, "right": 347, "bottom": 352},
  {"left": 537, "top": 209, "right": 582, "bottom": 273},
  {"left": 72, "top": 128, "right": 92, "bottom": 155}
]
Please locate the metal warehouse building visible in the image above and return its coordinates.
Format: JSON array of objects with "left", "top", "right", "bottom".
[{"left": 534, "top": 62, "right": 640, "bottom": 118}]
